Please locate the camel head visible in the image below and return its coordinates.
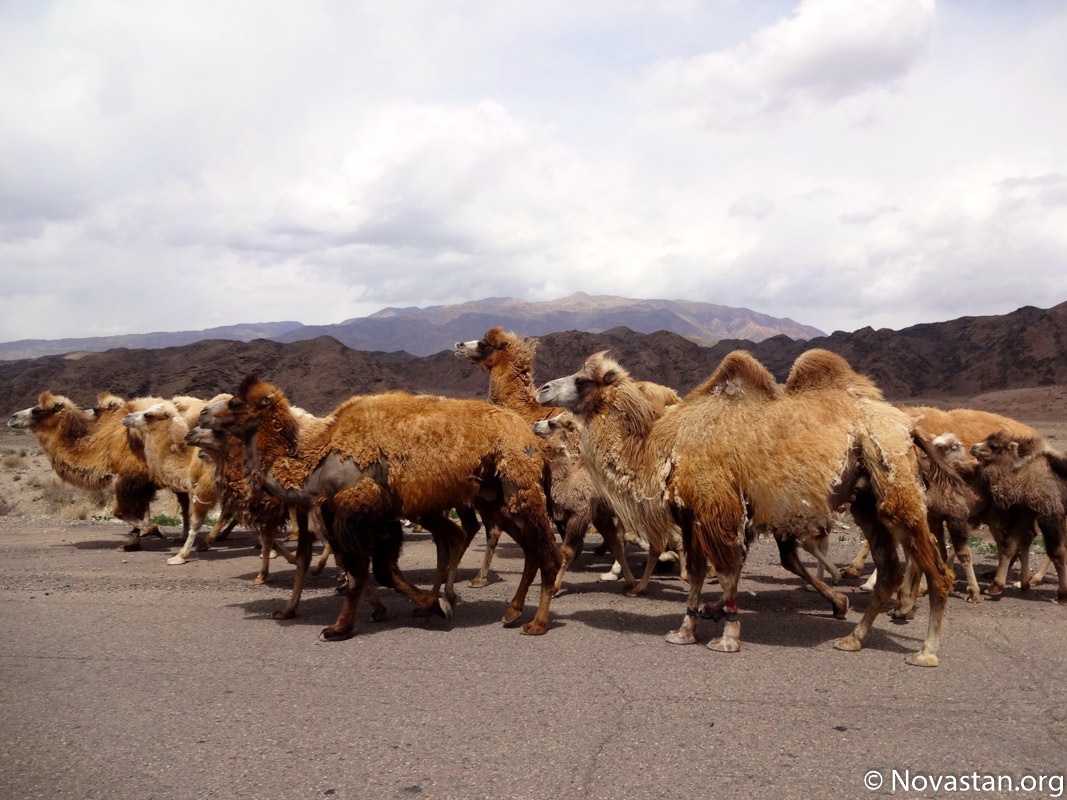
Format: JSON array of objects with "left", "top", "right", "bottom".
[
  {"left": 454, "top": 327, "right": 536, "bottom": 371},
  {"left": 123, "top": 402, "right": 177, "bottom": 432},
  {"left": 8, "top": 391, "right": 87, "bottom": 431},
  {"left": 199, "top": 374, "right": 285, "bottom": 438},
  {"left": 536, "top": 351, "right": 627, "bottom": 418},
  {"left": 931, "top": 433, "right": 974, "bottom": 466},
  {"left": 91, "top": 392, "right": 127, "bottom": 420},
  {"left": 970, "top": 430, "right": 1042, "bottom": 469},
  {"left": 532, "top": 412, "right": 580, "bottom": 440}
]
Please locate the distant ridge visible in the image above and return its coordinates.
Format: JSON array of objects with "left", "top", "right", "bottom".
[
  {"left": 0, "top": 293, "right": 823, "bottom": 360},
  {"left": 0, "top": 300, "right": 1064, "bottom": 417}
]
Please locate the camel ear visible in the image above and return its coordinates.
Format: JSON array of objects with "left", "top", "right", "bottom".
[
  {"left": 257, "top": 392, "right": 275, "bottom": 409},
  {"left": 601, "top": 369, "right": 618, "bottom": 385}
]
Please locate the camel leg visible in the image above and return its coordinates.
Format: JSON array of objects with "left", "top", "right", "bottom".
[
  {"left": 321, "top": 551, "right": 370, "bottom": 641},
  {"left": 1037, "top": 516, "right": 1067, "bottom": 605},
  {"left": 595, "top": 516, "right": 639, "bottom": 591},
  {"left": 312, "top": 542, "right": 332, "bottom": 576},
  {"left": 273, "top": 511, "right": 315, "bottom": 620},
  {"left": 778, "top": 536, "right": 848, "bottom": 619},
  {"left": 167, "top": 499, "right": 211, "bottom": 566},
  {"left": 898, "top": 518, "right": 952, "bottom": 667},
  {"left": 841, "top": 539, "right": 870, "bottom": 579},
  {"left": 417, "top": 513, "right": 469, "bottom": 618},
  {"left": 835, "top": 498, "right": 902, "bottom": 654},
  {"left": 666, "top": 557, "right": 710, "bottom": 645},
  {"left": 198, "top": 515, "right": 237, "bottom": 551},
  {"left": 628, "top": 544, "right": 665, "bottom": 597},
  {"left": 706, "top": 565, "right": 742, "bottom": 653},
  {"left": 803, "top": 532, "right": 841, "bottom": 587},
  {"left": 945, "top": 520, "right": 981, "bottom": 603},
  {"left": 469, "top": 526, "right": 503, "bottom": 588},
  {"left": 986, "top": 535, "right": 1020, "bottom": 598},
  {"left": 252, "top": 528, "right": 277, "bottom": 585},
  {"left": 890, "top": 556, "right": 922, "bottom": 620}
]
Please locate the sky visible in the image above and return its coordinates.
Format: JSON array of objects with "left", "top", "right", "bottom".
[{"left": 2, "top": 0, "right": 1066, "bottom": 342}]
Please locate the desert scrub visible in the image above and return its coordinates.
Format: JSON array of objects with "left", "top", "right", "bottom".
[
  {"left": 2, "top": 451, "right": 25, "bottom": 469},
  {"left": 0, "top": 494, "right": 15, "bottom": 516}
]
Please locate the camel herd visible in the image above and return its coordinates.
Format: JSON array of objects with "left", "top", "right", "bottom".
[{"left": 8, "top": 326, "right": 1067, "bottom": 668}]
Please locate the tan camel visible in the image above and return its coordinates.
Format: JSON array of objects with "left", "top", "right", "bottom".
[
  {"left": 8, "top": 391, "right": 173, "bottom": 550},
  {"left": 538, "top": 349, "right": 953, "bottom": 666}
]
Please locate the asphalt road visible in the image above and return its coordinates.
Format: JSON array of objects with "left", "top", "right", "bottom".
[{"left": 2, "top": 517, "right": 1066, "bottom": 800}]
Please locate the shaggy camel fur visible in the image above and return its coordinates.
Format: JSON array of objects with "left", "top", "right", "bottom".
[
  {"left": 970, "top": 431, "right": 1067, "bottom": 604},
  {"left": 8, "top": 391, "right": 173, "bottom": 550},
  {"left": 456, "top": 326, "right": 683, "bottom": 593},
  {"left": 122, "top": 399, "right": 238, "bottom": 566},
  {"left": 845, "top": 406, "right": 1039, "bottom": 591},
  {"left": 200, "top": 376, "right": 561, "bottom": 640},
  {"left": 538, "top": 349, "right": 953, "bottom": 666}
]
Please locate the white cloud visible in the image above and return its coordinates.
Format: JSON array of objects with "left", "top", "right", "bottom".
[{"left": 1, "top": 0, "right": 1065, "bottom": 343}]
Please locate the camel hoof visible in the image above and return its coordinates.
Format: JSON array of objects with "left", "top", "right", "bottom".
[
  {"left": 435, "top": 599, "right": 451, "bottom": 619},
  {"left": 623, "top": 586, "right": 645, "bottom": 598},
  {"left": 707, "top": 637, "right": 740, "bottom": 653},
  {"left": 599, "top": 572, "right": 620, "bottom": 582},
  {"left": 905, "top": 651, "right": 939, "bottom": 667},
  {"left": 965, "top": 592, "right": 981, "bottom": 604},
  {"left": 319, "top": 626, "right": 354, "bottom": 641},
  {"left": 858, "top": 581, "right": 875, "bottom": 593},
  {"left": 803, "top": 583, "right": 818, "bottom": 593},
  {"left": 833, "top": 635, "right": 863, "bottom": 652},
  {"left": 832, "top": 595, "right": 849, "bottom": 620},
  {"left": 1055, "top": 595, "right": 1067, "bottom": 606},
  {"left": 501, "top": 607, "right": 523, "bottom": 626},
  {"left": 120, "top": 540, "right": 142, "bottom": 552},
  {"left": 272, "top": 607, "right": 296, "bottom": 620},
  {"left": 984, "top": 585, "right": 1003, "bottom": 597},
  {"left": 841, "top": 566, "right": 862, "bottom": 579},
  {"left": 252, "top": 575, "right": 267, "bottom": 586},
  {"left": 370, "top": 606, "right": 387, "bottom": 623},
  {"left": 889, "top": 608, "right": 915, "bottom": 621},
  {"left": 665, "top": 629, "right": 696, "bottom": 645},
  {"left": 520, "top": 621, "right": 547, "bottom": 635},
  {"left": 166, "top": 554, "right": 189, "bottom": 566},
  {"left": 468, "top": 576, "right": 490, "bottom": 588}
]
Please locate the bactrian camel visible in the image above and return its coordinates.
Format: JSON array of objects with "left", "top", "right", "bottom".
[
  {"left": 537, "top": 349, "right": 954, "bottom": 667},
  {"left": 199, "top": 375, "right": 562, "bottom": 640},
  {"left": 455, "top": 326, "right": 684, "bottom": 594},
  {"left": 8, "top": 391, "right": 177, "bottom": 550}
]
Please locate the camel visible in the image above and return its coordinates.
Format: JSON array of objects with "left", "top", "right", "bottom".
[
  {"left": 121, "top": 399, "right": 240, "bottom": 565},
  {"left": 845, "top": 406, "right": 1040, "bottom": 593},
  {"left": 538, "top": 349, "right": 953, "bottom": 666},
  {"left": 455, "top": 326, "right": 683, "bottom": 594},
  {"left": 970, "top": 431, "right": 1067, "bottom": 604},
  {"left": 840, "top": 407, "right": 1032, "bottom": 584},
  {"left": 199, "top": 376, "right": 561, "bottom": 640},
  {"left": 8, "top": 391, "right": 175, "bottom": 550}
]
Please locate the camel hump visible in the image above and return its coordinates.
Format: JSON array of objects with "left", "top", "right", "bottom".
[
  {"left": 785, "top": 349, "right": 882, "bottom": 399},
  {"left": 686, "top": 350, "right": 779, "bottom": 400},
  {"left": 583, "top": 351, "right": 631, "bottom": 387}
]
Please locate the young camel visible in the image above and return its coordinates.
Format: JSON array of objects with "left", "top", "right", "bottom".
[
  {"left": 455, "top": 326, "right": 683, "bottom": 594},
  {"left": 200, "top": 376, "right": 562, "bottom": 640},
  {"left": 8, "top": 391, "right": 174, "bottom": 551},
  {"left": 844, "top": 405, "right": 1039, "bottom": 585},
  {"left": 538, "top": 349, "right": 953, "bottom": 666},
  {"left": 122, "top": 399, "right": 238, "bottom": 565},
  {"left": 970, "top": 431, "right": 1067, "bottom": 604}
]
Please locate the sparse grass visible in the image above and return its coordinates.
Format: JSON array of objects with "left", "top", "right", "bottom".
[
  {"left": 0, "top": 495, "right": 15, "bottom": 516},
  {"left": 151, "top": 513, "right": 182, "bottom": 527}
]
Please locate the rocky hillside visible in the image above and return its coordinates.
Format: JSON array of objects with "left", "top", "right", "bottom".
[
  {"left": 1, "top": 301, "right": 1065, "bottom": 418},
  {"left": 0, "top": 293, "right": 822, "bottom": 361}
]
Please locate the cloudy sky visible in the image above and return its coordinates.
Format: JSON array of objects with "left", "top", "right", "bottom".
[{"left": 2, "top": 0, "right": 1065, "bottom": 342}]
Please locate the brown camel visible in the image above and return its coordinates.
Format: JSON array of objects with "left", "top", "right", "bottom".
[{"left": 200, "top": 375, "right": 561, "bottom": 640}]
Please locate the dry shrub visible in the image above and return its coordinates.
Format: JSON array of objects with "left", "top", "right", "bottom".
[
  {"left": 0, "top": 495, "right": 15, "bottom": 516},
  {"left": 2, "top": 452, "right": 23, "bottom": 469}
]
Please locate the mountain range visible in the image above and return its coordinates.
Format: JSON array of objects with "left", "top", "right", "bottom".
[
  {"left": 0, "top": 298, "right": 1064, "bottom": 419},
  {"left": 0, "top": 293, "right": 823, "bottom": 361}
]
